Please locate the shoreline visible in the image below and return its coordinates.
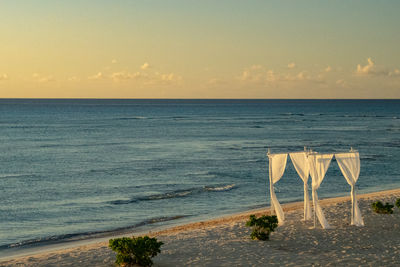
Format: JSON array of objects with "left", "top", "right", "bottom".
[
  {"left": 1, "top": 187, "right": 400, "bottom": 265},
  {"left": 1, "top": 184, "right": 396, "bottom": 257}
]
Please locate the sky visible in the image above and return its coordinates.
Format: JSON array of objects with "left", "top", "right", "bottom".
[{"left": 0, "top": 0, "right": 400, "bottom": 99}]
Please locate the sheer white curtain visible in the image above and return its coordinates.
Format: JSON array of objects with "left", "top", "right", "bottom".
[
  {"left": 308, "top": 153, "right": 333, "bottom": 229},
  {"left": 335, "top": 152, "right": 364, "bottom": 226},
  {"left": 268, "top": 153, "right": 287, "bottom": 224},
  {"left": 289, "top": 152, "right": 312, "bottom": 221}
]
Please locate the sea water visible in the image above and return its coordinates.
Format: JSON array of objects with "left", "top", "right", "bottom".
[{"left": 0, "top": 99, "right": 399, "bottom": 253}]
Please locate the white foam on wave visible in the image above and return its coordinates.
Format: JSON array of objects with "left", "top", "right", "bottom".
[{"left": 205, "top": 184, "right": 236, "bottom": 191}]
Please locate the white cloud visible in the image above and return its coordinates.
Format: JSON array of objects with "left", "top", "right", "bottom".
[
  {"left": 161, "top": 73, "right": 182, "bottom": 82},
  {"left": 110, "top": 72, "right": 132, "bottom": 82},
  {"left": 288, "top": 62, "right": 296, "bottom": 69},
  {"left": 296, "top": 71, "right": 306, "bottom": 80},
  {"left": 356, "top": 58, "right": 400, "bottom": 77},
  {"left": 32, "top": 73, "right": 55, "bottom": 83},
  {"left": 238, "top": 65, "right": 325, "bottom": 85},
  {"left": 356, "top": 58, "right": 400, "bottom": 78},
  {"left": 0, "top": 73, "right": 8, "bottom": 80},
  {"left": 356, "top": 58, "right": 375, "bottom": 75},
  {"left": 141, "top": 62, "right": 150, "bottom": 70},
  {"left": 110, "top": 71, "right": 149, "bottom": 82},
  {"left": 238, "top": 65, "right": 267, "bottom": 82},
  {"left": 88, "top": 72, "right": 103, "bottom": 80},
  {"left": 87, "top": 64, "right": 182, "bottom": 85},
  {"left": 389, "top": 69, "right": 400, "bottom": 77},
  {"left": 266, "top": 70, "right": 277, "bottom": 82},
  {"left": 355, "top": 58, "right": 391, "bottom": 76},
  {"left": 39, "top": 76, "right": 55, "bottom": 83},
  {"left": 68, "top": 76, "right": 80, "bottom": 82}
]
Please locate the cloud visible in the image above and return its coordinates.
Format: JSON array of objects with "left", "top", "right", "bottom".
[
  {"left": 141, "top": 62, "right": 150, "bottom": 70},
  {"left": 111, "top": 59, "right": 117, "bottom": 64},
  {"left": 266, "top": 70, "right": 277, "bottom": 82},
  {"left": 355, "top": 58, "right": 390, "bottom": 76},
  {"left": 238, "top": 65, "right": 267, "bottom": 82},
  {"left": 68, "top": 76, "right": 80, "bottom": 82},
  {"left": 160, "top": 73, "right": 182, "bottom": 82},
  {"left": 87, "top": 63, "right": 182, "bottom": 85},
  {"left": 287, "top": 62, "right": 296, "bottom": 69},
  {"left": 32, "top": 73, "right": 55, "bottom": 83},
  {"left": 238, "top": 65, "right": 325, "bottom": 85},
  {"left": 0, "top": 73, "right": 8, "bottom": 80},
  {"left": 110, "top": 72, "right": 132, "bottom": 82},
  {"left": 356, "top": 58, "right": 375, "bottom": 75},
  {"left": 389, "top": 69, "right": 400, "bottom": 77},
  {"left": 110, "top": 71, "right": 151, "bottom": 82},
  {"left": 295, "top": 71, "right": 306, "bottom": 80},
  {"left": 88, "top": 72, "right": 103, "bottom": 80}
]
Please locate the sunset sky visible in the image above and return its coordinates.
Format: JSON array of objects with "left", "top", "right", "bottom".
[{"left": 1, "top": 0, "right": 399, "bottom": 98}]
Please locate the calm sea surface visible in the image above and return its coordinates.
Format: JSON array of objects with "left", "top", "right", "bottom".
[{"left": 0, "top": 99, "right": 399, "bottom": 253}]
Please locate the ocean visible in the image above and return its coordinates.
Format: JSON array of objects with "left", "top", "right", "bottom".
[{"left": 0, "top": 99, "right": 399, "bottom": 254}]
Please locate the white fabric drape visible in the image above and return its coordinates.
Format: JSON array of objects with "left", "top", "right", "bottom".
[
  {"left": 335, "top": 152, "right": 364, "bottom": 226},
  {"left": 308, "top": 153, "right": 333, "bottom": 229},
  {"left": 289, "top": 152, "right": 312, "bottom": 221},
  {"left": 268, "top": 153, "right": 288, "bottom": 224}
]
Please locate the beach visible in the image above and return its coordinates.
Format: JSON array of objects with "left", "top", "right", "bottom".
[{"left": 1, "top": 188, "right": 399, "bottom": 266}]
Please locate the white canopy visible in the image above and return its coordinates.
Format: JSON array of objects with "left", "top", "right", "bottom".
[
  {"left": 308, "top": 153, "right": 333, "bottom": 229},
  {"left": 268, "top": 153, "right": 287, "bottom": 224},
  {"left": 289, "top": 152, "right": 312, "bottom": 221},
  {"left": 335, "top": 152, "right": 364, "bottom": 226},
  {"left": 267, "top": 148, "right": 363, "bottom": 229}
]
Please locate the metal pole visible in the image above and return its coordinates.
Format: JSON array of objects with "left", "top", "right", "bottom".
[{"left": 268, "top": 155, "right": 274, "bottom": 215}]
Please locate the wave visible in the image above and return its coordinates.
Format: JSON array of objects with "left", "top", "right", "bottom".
[
  {"left": 0, "top": 174, "right": 40, "bottom": 180},
  {"left": 337, "top": 114, "right": 388, "bottom": 119},
  {"left": 39, "top": 141, "right": 130, "bottom": 149},
  {"left": 0, "top": 215, "right": 186, "bottom": 250},
  {"left": 110, "top": 184, "right": 237, "bottom": 205},
  {"left": 204, "top": 184, "right": 236, "bottom": 191},
  {"left": 115, "top": 116, "right": 149, "bottom": 120},
  {"left": 279, "top": 113, "right": 304, "bottom": 116}
]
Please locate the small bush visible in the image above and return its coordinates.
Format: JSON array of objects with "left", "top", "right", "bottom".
[
  {"left": 396, "top": 198, "right": 400, "bottom": 209},
  {"left": 109, "top": 236, "right": 163, "bottom": 267},
  {"left": 246, "top": 214, "right": 278, "bottom": 241},
  {"left": 371, "top": 201, "right": 394, "bottom": 214}
]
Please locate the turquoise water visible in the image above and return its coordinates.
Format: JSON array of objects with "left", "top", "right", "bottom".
[{"left": 0, "top": 99, "right": 399, "bottom": 253}]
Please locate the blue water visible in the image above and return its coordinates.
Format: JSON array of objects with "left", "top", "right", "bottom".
[{"left": 0, "top": 99, "right": 399, "bottom": 253}]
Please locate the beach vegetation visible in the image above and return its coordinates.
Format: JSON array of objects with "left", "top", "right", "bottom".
[
  {"left": 246, "top": 214, "right": 278, "bottom": 241},
  {"left": 109, "top": 236, "right": 163, "bottom": 267},
  {"left": 371, "top": 201, "right": 394, "bottom": 214},
  {"left": 396, "top": 198, "right": 400, "bottom": 209}
]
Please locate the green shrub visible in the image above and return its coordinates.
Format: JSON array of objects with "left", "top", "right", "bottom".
[
  {"left": 396, "top": 198, "right": 400, "bottom": 209},
  {"left": 371, "top": 201, "right": 394, "bottom": 214},
  {"left": 109, "top": 236, "right": 163, "bottom": 267},
  {"left": 246, "top": 214, "right": 278, "bottom": 241}
]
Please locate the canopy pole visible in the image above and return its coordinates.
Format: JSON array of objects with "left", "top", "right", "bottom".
[
  {"left": 268, "top": 155, "right": 274, "bottom": 215},
  {"left": 313, "top": 190, "right": 316, "bottom": 228},
  {"left": 311, "top": 154, "right": 316, "bottom": 229}
]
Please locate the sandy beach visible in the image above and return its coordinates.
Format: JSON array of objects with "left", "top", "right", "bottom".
[{"left": 1, "top": 188, "right": 400, "bottom": 267}]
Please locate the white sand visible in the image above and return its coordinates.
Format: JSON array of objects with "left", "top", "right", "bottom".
[{"left": 1, "top": 188, "right": 400, "bottom": 266}]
